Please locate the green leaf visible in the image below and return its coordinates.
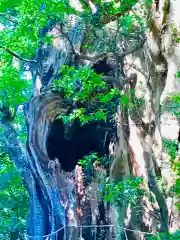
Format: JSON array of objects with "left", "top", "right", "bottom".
[
  {"left": 94, "top": 110, "right": 106, "bottom": 120},
  {"left": 121, "top": 95, "right": 129, "bottom": 105},
  {"left": 104, "top": 194, "right": 113, "bottom": 201},
  {"left": 177, "top": 71, "right": 180, "bottom": 78}
]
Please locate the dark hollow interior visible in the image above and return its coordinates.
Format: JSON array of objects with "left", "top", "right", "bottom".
[
  {"left": 46, "top": 118, "right": 112, "bottom": 172},
  {"left": 46, "top": 60, "right": 116, "bottom": 172}
]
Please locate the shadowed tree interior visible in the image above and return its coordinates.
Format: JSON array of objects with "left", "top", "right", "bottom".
[
  {"left": 46, "top": 59, "right": 116, "bottom": 172},
  {"left": 46, "top": 118, "right": 113, "bottom": 172}
]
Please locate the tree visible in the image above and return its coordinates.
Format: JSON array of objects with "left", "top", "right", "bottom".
[{"left": 0, "top": 0, "right": 179, "bottom": 239}]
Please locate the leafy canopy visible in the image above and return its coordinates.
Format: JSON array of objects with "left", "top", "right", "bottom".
[
  {"left": 54, "top": 65, "right": 121, "bottom": 124},
  {"left": 0, "top": 0, "right": 76, "bottom": 108}
]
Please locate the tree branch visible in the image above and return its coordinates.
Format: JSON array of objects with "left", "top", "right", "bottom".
[
  {"left": 56, "top": 24, "right": 105, "bottom": 62},
  {"left": 56, "top": 24, "right": 110, "bottom": 62},
  {"left": 101, "top": 73, "right": 137, "bottom": 90},
  {"left": 0, "top": 45, "right": 37, "bottom": 63},
  {"left": 77, "top": 36, "right": 145, "bottom": 62},
  {"left": 121, "top": 36, "right": 146, "bottom": 57},
  {"left": 57, "top": 24, "right": 77, "bottom": 55},
  {"left": 131, "top": 64, "right": 148, "bottom": 78},
  {"left": 76, "top": 52, "right": 107, "bottom": 62}
]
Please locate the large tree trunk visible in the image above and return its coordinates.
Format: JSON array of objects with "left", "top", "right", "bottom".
[
  {"left": 124, "top": 0, "right": 180, "bottom": 237},
  {"left": 2, "top": 1, "right": 180, "bottom": 239}
]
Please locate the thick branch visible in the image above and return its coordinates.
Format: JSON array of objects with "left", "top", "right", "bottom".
[
  {"left": 101, "top": 73, "right": 137, "bottom": 90},
  {"left": 0, "top": 45, "right": 37, "bottom": 63},
  {"left": 77, "top": 36, "right": 145, "bottom": 61}
]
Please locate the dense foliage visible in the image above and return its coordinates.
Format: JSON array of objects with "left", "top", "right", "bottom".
[
  {"left": 54, "top": 65, "right": 121, "bottom": 124},
  {"left": 0, "top": 152, "right": 28, "bottom": 238}
]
